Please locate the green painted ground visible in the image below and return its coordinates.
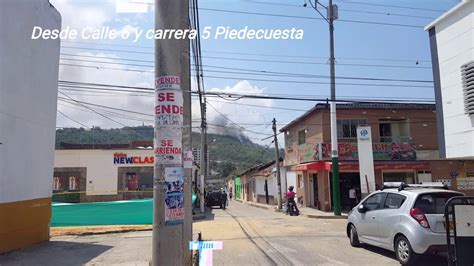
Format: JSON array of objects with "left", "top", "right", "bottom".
[
  {"left": 51, "top": 199, "right": 153, "bottom": 227},
  {"left": 52, "top": 195, "right": 198, "bottom": 227}
]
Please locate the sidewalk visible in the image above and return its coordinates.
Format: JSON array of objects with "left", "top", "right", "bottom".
[{"left": 235, "top": 199, "right": 347, "bottom": 219}]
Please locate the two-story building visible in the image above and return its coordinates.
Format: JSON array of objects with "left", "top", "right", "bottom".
[{"left": 280, "top": 103, "right": 474, "bottom": 212}]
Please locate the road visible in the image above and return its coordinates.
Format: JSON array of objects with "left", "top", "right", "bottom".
[
  {"left": 0, "top": 200, "right": 446, "bottom": 265},
  {"left": 194, "top": 200, "right": 446, "bottom": 266}
]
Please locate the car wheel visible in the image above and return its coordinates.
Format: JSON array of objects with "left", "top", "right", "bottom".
[
  {"left": 349, "top": 224, "right": 361, "bottom": 247},
  {"left": 395, "top": 236, "right": 418, "bottom": 265}
]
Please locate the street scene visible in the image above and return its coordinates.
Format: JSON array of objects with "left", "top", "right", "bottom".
[
  {"left": 1, "top": 0, "right": 474, "bottom": 265},
  {"left": 0, "top": 201, "right": 447, "bottom": 265}
]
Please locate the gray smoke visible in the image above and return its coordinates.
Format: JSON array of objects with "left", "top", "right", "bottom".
[{"left": 210, "top": 115, "right": 248, "bottom": 142}]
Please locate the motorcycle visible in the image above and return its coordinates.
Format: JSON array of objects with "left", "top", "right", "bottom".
[{"left": 287, "top": 200, "right": 300, "bottom": 216}]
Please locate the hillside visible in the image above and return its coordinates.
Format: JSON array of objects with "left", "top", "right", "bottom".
[{"left": 55, "top": 126, "right": 281, "bottom": 175}]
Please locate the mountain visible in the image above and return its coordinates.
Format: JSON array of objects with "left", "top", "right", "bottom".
[{"left": 55, "top": 126, "right": 281, "bottom": 176}]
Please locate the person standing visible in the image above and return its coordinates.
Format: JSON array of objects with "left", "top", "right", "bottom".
[{"left": 349, "top": 186, "right": 357, "bottom": 209}]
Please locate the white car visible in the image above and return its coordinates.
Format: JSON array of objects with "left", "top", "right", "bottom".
[{"left": 346, "top": 183, "right": 463, "bottom": 265}]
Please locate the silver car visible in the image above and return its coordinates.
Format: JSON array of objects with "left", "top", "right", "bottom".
[{"left": 346, "top": 184, "right": 463, "bottom": 265}]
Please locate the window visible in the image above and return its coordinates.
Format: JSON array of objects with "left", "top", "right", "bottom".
[
  {"left": 337, "top": 119, "right": 367, "bottom": 139},
  {"left": 53, "top": 177, "right": 61, "bottom": 191},
  {"left": 69, "top": 176, "right": 78, "bottom": 191},
  {"left": 461, "top": 61, "right": 474, "bottom": 116},
  {"left": 364, "top": 193, "right": 386, "bottom": 211},
  {"left": 379, "top": 123, "right": 391, "bottom": 141},
  {"left": 298, "top": 175, "right": 304, "bottom": 188},
  {"left": 414, "top": 193, "right": 462, "bottom": 214},
  {"left": 298, "top": 129, "right": 306, "bottom": 145},
  {"left": 383, "top": 193, "right": 406, "bottom": 209}
]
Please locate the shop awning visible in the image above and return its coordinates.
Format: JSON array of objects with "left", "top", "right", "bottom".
[
  {"left": 290, "top": 161, "right": 325, "bottom": 171},
  {"left": 324, "top": 161, "right": 431, "bottom": 171},
  {"left": 290, "top": 161, "right": 431, "bottom": 172}
]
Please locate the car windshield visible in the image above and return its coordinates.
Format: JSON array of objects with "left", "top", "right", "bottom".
[{"left": 413, "top": 192, "right": 462, "bottom": 214}]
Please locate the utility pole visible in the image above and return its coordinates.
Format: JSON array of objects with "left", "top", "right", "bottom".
[
  {"left": 305, "top": 0, "right": 341, "bottom": 215},
  {"left": 153, "top": 0, "right": 191, "bottom": 265},
  {"left": 200, "top": 102, "right": 207, "bottom": 213},
  {"left": 328, "top": 0, "right": 341, "bottom": 216},
  {"left": 272, "top": 118, "right": 283, "bottom": 211}
]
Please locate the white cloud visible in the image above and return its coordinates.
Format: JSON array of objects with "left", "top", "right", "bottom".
[{"left": 51, "top": 0, "right": 113, "bottom": 34}]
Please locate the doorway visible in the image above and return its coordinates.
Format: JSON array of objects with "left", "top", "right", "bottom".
[
  {"left": 329, "top": 172, "right": 361, "bottom": 211},
  {"left": 309, "top": 174, "right": 319, "bottom": 209}
]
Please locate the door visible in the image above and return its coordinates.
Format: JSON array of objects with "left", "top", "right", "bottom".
[
  {"left": 357, "top": 192, "right": 387, "bottom": 244},
  {"left": 309, "top": 176, "right": 315, "bottom": 207},
  {"left": 377, "top": 193, "right": 407, "bottom": 248},
  {"left": 311, "top": 174, "right": 319, "bottom": 208}
]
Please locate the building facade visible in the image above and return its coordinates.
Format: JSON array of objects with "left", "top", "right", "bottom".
[
  {"left": 280, "top": 103, "right": 474, "bottom": 212},
  {"left": 238, "top": 160, "right": 286, "bottom": 206},
  {"left": 53, "top": 141, "right": 199, "bottom": 203},
  {"left": 0, "top": 0, "right": 61, "bottom": 253},
  {"left": 425, "top": 0, "right": 474, "bottom": 159}
]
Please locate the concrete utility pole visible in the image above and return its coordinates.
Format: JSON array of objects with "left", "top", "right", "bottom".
[
  {"left": 153, "top": 0, "right": 191, "bottom": 265},
  {"left": 272, "top": 118, "right": 283, "bottom": 211},
  {"left": 327, "top": 0, "right": 341, "bottom": 216},
  {"left": 200, "top": 110, "right": 207, "bottom": 213}
]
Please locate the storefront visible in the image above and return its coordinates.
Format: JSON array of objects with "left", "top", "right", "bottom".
[
  {"left": 290, "top": 161, "right": 432, "bottom": 212},
  {"left": 54, "top": 149, "right": 156, "bottom": 202}
]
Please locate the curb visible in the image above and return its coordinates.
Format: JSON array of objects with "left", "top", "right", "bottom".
[
  {"left": 193, "top": 213, "right": 206, "bottom": 221},
  {"left": 240, "top": 201, "right": 347, "bottom": 219}
]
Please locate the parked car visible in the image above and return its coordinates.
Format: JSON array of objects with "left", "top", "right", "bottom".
[
  {"left": 206, "top": 191, "right": 226, "bottom": 209},
  {"left": 347, "top": 183, "right": 464, "bottom": 265}
]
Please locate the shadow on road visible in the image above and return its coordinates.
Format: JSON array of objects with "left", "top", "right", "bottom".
[
  {"left": 362, "top": 245, "right": 447, "bottom": 266},
  {"left": 0, "top": 241, "right": 112, "bottom": 266}
]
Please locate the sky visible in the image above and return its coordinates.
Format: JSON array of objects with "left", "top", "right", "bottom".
[{"left": 50, "top": 0, "right": 460, "bottom": 145}]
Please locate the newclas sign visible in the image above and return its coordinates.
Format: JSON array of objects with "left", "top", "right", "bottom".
[{"left": 113, "top": 153, "right": 154, "bottom": 165}]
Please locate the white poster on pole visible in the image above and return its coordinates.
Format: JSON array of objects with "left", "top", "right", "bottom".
[
  {"left": 183, "top": 150, "right": 193, "bottom": 169},
  {"left": 357, "top": 126, "right": 376, "bottom": 195},
  {"left": 154, "top": 76, "right": 183, "bottom": 165}
]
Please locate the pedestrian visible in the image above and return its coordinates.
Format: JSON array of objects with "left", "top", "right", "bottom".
[
  {"left": 349, "top": 186, "right": 357, "bottom": 209},
  {"left": 221, "top": 189, "right": 228, "bottom": 209},
  {"left": 229, "top": 191, "right": 233, "bottom": 201}
]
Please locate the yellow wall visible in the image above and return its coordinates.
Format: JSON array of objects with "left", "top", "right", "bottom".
[{"left": 0, "top": 197, "right": 51, "bottom": 254}]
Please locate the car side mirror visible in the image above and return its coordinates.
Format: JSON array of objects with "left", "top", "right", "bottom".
[{"left": 357, "top": 204, "right": 367, "bottom": 213}]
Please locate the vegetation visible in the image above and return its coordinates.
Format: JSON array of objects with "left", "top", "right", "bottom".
[{"left": 55, "top": 126, "right": 282, "bottom": 177}]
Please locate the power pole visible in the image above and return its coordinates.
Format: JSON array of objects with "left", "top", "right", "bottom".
[
  {"left": 153, "top": 0, "right": 191, "bottom": 265},
  {"left": 305, "top": 0, "right": 341, "bottom": 215},
  {"left": 272, "top": 118, "right": 283, "bottom": 211},
  {"left": 200, "top": 102, "right": 207, "bottom": 213},
  {"left": 328, "top": 0, "right": 341, "bottom": 216}
]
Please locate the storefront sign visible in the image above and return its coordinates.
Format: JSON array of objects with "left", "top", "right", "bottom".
[
  {"left": 154, "top": 76, "right": 183, "bottom": 165},
  {"left": 457, "top": 176, "right": 474, "bottom": 190},
  {"left": 164, "top": 167, "right": 185, "bottom": 225},
  {"left": 357, "top": 126, "right": 376, "bottom": 194},
  {"left": 298, "top": 143, "right": 316, "bottom": 163},
  {"left": 113, "top": 153, "right": 154, "bottom": 164},
  {"left": 315, "top": 141, "right": 416, "bottom": 161}
]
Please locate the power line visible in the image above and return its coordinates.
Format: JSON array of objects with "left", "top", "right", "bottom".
[
  {"left": 61, "top": 44, "right": 431, "bottom": 63},
  {"left": 202, "top": 55, "right": 431, "bottom": 69},
  {"left": 207, "top": 102, "right": 273, "bottom": 136},
  {"left": 241, "top": 0, "right": 437, "bottom": 19},
  {"left": 197, "top": 7, "right": 425, "bottom": 28},
  {"left": 60, "top": 53, "right": 434, "bottom": 83},
  {"left": 202, "top": 75, "right": 433, "bottom": 88},
  {"left": 57, "top": 110, "right": 90, "bottom": 128},
  {"left": 58, "top": 85, "right": 433, "bottom": 103},
  {"left": 58, "top": 91, "right": 127, "bottom": 127},
  {"left": 57, "top": 80, "right": 435, "bottom": 103},
  {"left": 334, "top": 0, "right": 446, "bottom": 13}
]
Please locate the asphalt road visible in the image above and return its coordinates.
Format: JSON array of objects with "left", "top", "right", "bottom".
[{"left": 194, "top": 200, "right": 447, "bottom": 266}]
